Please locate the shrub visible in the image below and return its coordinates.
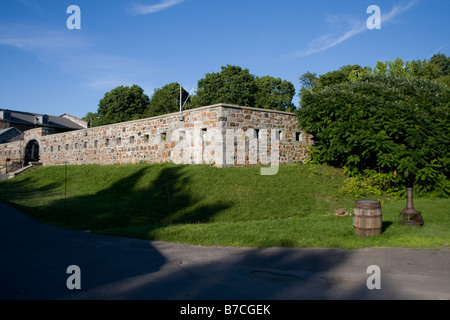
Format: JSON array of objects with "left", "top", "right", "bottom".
[{"left": 298, "top": 74, "right": 450, "bottom": 197}]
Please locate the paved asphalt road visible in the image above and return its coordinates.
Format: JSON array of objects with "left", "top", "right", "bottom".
[{"left": 0, "top": 201, "right": 449, "bottom": 301}]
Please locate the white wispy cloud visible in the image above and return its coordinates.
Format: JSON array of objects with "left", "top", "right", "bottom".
[
  {"left": 300, "top": 19, "right": 366, "bottom": 57},
  {"left": 0, "top": 24, "right": 88, "bottom": 52},
  {"left": 428, "top": 44, "right": 447, "bottom": 58},
  {"left": 287, "top": 0, "right": 419, "bottom": 59},
  {"left": 381, "top": 0, "right": 419, "bottom": 23},
  {"left": 0, "top": 23, "right": 152, "bottom": 92},
  {"left": 131, "top": 0, "right": 185, "bottom": 15}
]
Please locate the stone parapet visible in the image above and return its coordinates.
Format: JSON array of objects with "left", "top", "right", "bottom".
[{"left": 0, "top": 104, "right": 313, "bottom": 168}]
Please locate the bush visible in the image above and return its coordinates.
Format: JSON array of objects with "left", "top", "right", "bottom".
[{"left": 298, "top": 74, "right": 450, "bottom": 197}]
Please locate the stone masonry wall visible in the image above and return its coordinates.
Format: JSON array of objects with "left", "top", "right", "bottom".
[
  {"left": 0, "top": 104, "right": 312, "bottom": 169},
  {"left": 0, "top": 140, "right": 22, "bottom": 163}
]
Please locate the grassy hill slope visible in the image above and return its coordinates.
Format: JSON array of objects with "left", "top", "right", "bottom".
[{"left": 0, "top": 163, "right": 448, "bottom": 249}]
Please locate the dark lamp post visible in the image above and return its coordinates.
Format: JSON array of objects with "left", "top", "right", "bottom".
[{"left": 399, "top": 188, "right": 424, "bottom": 226}]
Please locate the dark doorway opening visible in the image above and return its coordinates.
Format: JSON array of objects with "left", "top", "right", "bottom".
[{"left": 24, "top": 140, "right": 40, "bottom": 165}]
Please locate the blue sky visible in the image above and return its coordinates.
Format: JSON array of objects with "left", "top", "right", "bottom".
[{"left": 0, "top": 0, "right": 449, "bottom": 119}]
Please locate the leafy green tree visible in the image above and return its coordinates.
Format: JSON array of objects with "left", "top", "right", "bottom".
[
  {"left": 427, "top": 53, "right": 450, "bottom": 77},
  {"left": 374, "top": 58, "right": 430, "bottom": 79},
  {"left": 192, "top": 65, "right": 296, "bottom": 111},
  {"left": 254, "top": 76, "right": 296, "bottom": 112},
  {"left": 82, "top": 112, "right": 99, "bottom": 128},
  {"left": 372, "top": 54, "right": 450, "bottom": 82},
  {"left": 92, "top": 85, "right": 149, "bottom": 126},
  {"left": 314, "top": 65, "right": 367, "bottom": 89},
  {"left": 305, "top": 54, "right": 450, "bottom": 94},
  {"left": 298, "top": 73, "right": 450, "bottom": 197},
  {"left": 193, "top": 65, "right": 257, "bottom": 107},
  {"left": 299, "top": 71, "right": 319, "bottom": 89},
  {"left": 143, "top": 83, "right": 190, "bottom": 117},
  {"left": 428, "top": 53, "right": 450, "bottom": 87}
]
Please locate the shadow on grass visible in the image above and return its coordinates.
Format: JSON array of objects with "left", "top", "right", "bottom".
[
  {"left": 46, "top": 164, "right": 233, "bottom": 235},
  {"left": 0, "top": 176, "right": 63, "bottom": 198},
  {"left": 382, "top": 221, "right": 393, "bottom": 233},
  {"left": 0, "top": 165, "right": 415, "bottom": 300}
]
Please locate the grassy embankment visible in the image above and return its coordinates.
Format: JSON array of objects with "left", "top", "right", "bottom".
[{"left": 0, "top": 163, "right": 448, "bottom": 249}]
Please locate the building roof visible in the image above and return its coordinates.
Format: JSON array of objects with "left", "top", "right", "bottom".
[
  {"left": 0, "top": 127, "right": 24, "bottom": 144},
  {"left": 0, "top": 109, "right": 87, "bottom": 130},
  {"left": 0, "top": 127, "right": 22, "bottom": 135}
]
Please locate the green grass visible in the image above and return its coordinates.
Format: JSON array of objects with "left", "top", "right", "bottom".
[{"left": 0, "top": 163, "right": 448, "bottom": 249}]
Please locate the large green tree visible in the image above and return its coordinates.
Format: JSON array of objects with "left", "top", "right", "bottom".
[
  {"left": 254, "top": 76, "right": 296, "bottom": 112},
  {"left": 429, "top": 53, "right": 450, "bottom": 77},
  {"left": 299, "top": 71, "right": 319, "bottom": 90},
  {"left": 298, "top": 73, "right": 450, "bottom": 197},
  {"left": 82, "top": 112, "right": 99, "bottom": 127},
  {"left": 143, "top": 82, "right": 190, "bottom": 118},
  {"left": 192, "top": 65, "right": 296, "bottom": 111},
  {"left": 301, "top": 54, "right": 450, "bottom": 93},
  {"left": 89, "top": 85, "right": 150, "bottom": 126},
  {"left": 192, "top": 65, "right": 257, "bottom": 107},
  {"left": 313, "top": 65, "right": 367, "bottom": 89}
]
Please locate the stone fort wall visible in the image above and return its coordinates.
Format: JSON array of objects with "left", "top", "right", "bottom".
[{"left": 0, "top": 104, "right": 312, "bottom": 169}]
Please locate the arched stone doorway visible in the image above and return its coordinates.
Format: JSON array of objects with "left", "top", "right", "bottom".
[{"left": 24, "top": 140, "right": 40, "bottom": 165}]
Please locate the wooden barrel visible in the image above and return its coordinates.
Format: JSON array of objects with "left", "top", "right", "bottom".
[{"left": 353, "top": 200, "right": 382, "bottom": 237}]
